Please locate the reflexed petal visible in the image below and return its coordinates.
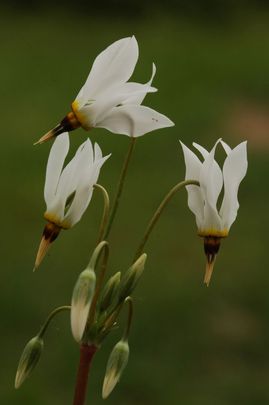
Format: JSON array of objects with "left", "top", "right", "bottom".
[
  {"left": 220, "top": 141, "right": 248, "bottom": 229},
  {"left": 220, "top": 140, "right": 232, "bottom": 155},
  {"left": 57, "top": 139, "right": 93, "bottom": 203},
  {"left": 192, "top": 142, "right": 209, "bottom": 159},
  {"left": 180, "top": 141, "right": 204, "bottom": 227},
  {"left": 199, "top": 140, "right": 223, "bottom": 231},
  {"left": 122, "top": 63, "right": 157, "bottom": 105},
  {"left": 94, "top": 142, "right": 102, "bottom": 161},
  {"left": 193, "top": 141, "right": 223, "bottom": 209},
  {"left": 201, "top": 200, "right": 223, "bottom": 232},
  {"left": 199, "top": 140, "right": 223, "bottom": 212},
  {"left": 64, "top": 154, "right": 110, "bottom": 227},
  {"left": 46, "top": 140, "right": 93, "bottom": 222},
  {"left": 96, "top": 105, "right": 174, "bottom": 137},
  {"left": 44, "top": 133, "right": 69, "bottom": 207},
  {"left": 76, "top": 36, "right": 139, "bottom": 103},
  {"left": 78, "top": 82, "right": 157, "bottom": 127}
]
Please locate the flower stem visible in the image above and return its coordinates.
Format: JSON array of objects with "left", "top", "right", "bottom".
[
  {"left": 38, "top": 305, "right": 71, "bottom": 338},
  {"left": 104, "top": 137, "right": 137, "bottom": 239},
  {"left": 73, "top": 344, "right": 97, "bottom": 405},
  {"left": 134, "top": 179, "right": 199, "bottom": 260},
  {"left": 93, "top": 184, "right": 110, "bottom": 245}
]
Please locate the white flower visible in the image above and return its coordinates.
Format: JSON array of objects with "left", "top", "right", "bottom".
[
  {"left": 180, "top": 139, "right": 248, "bottom": 285},
  {"left": 37, "top": 36, "right": 174, "bottom": 144},
  {"left": 34, "top": 133, "right": 110, "bottom": 269}
]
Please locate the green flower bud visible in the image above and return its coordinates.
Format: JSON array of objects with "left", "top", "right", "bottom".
[
  {"left": 100, "top": 272, "right": 121, "bottom": 312},
  {"left": 118, "top": 254, "right": 147, "bottom": 301},
  {"left": 71, "top": 268, "right": 96, "bottom": 342},
  {"left": 15, "top": 336, "right": 44, "bottom": 389},
  {"left": 102, "top": 340, "right": 129, "bottom": 399}
]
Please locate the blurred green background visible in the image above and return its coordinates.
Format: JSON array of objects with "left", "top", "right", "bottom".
[{"left": 1, "top": 1, "right": 269, "bottom": 404}]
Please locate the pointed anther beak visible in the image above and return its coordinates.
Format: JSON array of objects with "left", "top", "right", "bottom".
[
  {"left": 34, "top": 222, "right": 61, "bottom": 270},
  {"left": 34, "top": 111, "right": 81, "bottom": 145},
  {"left": 203, "top": 236, "right": 221, "bottom": 286}
]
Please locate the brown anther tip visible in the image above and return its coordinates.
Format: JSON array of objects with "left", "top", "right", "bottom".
[
  {"left": 203, "top": 256, "right": 216, "bottom": 286},
  {"left": 34, "top": 222, "right": 61, "bottom": 270},
  {"left": 34, "top": 130, "right": 56, "bottom": 145},
  {"left": 34, "top": 122, "right": 68, "bottom": 145}
]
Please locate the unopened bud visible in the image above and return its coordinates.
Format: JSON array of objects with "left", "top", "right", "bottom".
[
  {"left": 118, "top": 254, "right": 147, "bottom": 301},
  {"left": 102, "top": 340, "right": 129, "bottom": 399},
  {"left": 100, "top": 272, "right": 121, "bottom": 312},
  {"left": 15, "top": 336, "right": 44, "bottom": 389},
  {"left": 71, "top": 268, "right": 96, "bottom": 342}
]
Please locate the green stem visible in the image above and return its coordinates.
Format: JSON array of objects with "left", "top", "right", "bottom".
[
  {"left": 93, "top": 184, "right": 110, "bottom": 245},
  {"left": 134, "top": 179, "right": 200, "bottom": 260},
  {"left": 104, "top": 137, "right": 137, "bottom": 239},
  {"left": 38, "top": 305, "right": 71, "bottom": 338}
]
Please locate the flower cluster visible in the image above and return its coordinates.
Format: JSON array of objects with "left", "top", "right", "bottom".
[{"left": 16, "top": 35, "right": 248, "bottom": 404}]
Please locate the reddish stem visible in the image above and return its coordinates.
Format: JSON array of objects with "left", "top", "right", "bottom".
[{"left": 73, "top": 344, "right": 97, "bottom": 405}]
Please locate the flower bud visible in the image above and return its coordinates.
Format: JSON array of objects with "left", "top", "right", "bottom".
[
  {"left": 71, "top": 268, "right": 96, "bottom": 342},
  {"left": 15, "top": 336, "right": 44, "bottom": 389},
  {"left": 100, "top": 272, "right": 121, "bottom": 312},
  {"left": 118, "top": 254, "right": 147, "bottom": 301},
  {"left": 102, "top": 340, "right": 129, "bottom": 399}
]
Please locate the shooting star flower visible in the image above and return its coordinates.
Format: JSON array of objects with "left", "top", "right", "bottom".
[
  {"left": 36, "top": 36, "right": 174, "bottom": 144},
  {"left": 180, "top": 139, "right": 248, "bottom": 285},
  {"left": 34, "top": 133, "right": 110, "bottom": 270}
]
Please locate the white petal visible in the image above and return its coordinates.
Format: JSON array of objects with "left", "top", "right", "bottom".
[
  {"left": 77, "top": 81, "right": 157, "bottom": 128},
  {"left": 44, "top": 133, "right": 69, "bottom": 208},
  {"left": 122, "top": 63, "right": 157, "bottom": 105},
  {"left": 220, "top": 140, "right": 232, "bottom": 155},
  {"left": 96, "top": 105, "right": 174, "bottom": 137},
  {"left": 56, "top": 139, "right": 93, "bottom": 203},
  {"left": 220, "top": 141, "right": 248, "bottom": 229},
  {"left": 180, "top": 141, "right": 204, "bottom": 228},
  {"left": 199, "top": 140, "right": 223, "bottom": 231},
  {"left": 192, "top": 142, "right": 209, "bottom": 159},
  {"left": 64, "top": 154, "right": 110, "bottom": 227},
  {"left": 76, "top": 36, "right": 139, "bottom": 103},
  {"left": 94, "top": 142, "right": 102, "bottom": 161},
  {"left": 199, "top": 140, "right": 223, "bottom": 209}
]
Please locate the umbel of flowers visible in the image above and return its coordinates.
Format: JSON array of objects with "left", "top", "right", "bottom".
[{"left": 15, "top": 35, "right": 248, "bottom": 405}]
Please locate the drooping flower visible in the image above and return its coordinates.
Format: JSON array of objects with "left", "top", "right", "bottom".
[
  {"left": 15, "top": 336, "right": 44, "bottom": 389},
  {"left": 180, "top": 139, "right": 248, "bottom": 285},
  {"left": 36, "top": 36, "right": 174, "bottom": 144},
  {"left": 34, "top": 133, "right": 110, "bottom": 269},
  {"left": 102, "top": 339, "right": 130, "bottom": 399}
]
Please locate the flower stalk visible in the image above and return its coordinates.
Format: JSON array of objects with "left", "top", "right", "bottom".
[
  {"left": 38, "top": 305, "right": 71, "bottom": 338},
  {"left": 104, "top": 137, "right": 137, "bottom": 239},
  {"left": 134, "top": 179, "right": 199, "bottom": 260},
  {"left": 73, "top": 344, "right": 97, "bottom": 405},
  {"left": 93, "top": 184, "right": 110, "bottom": 244}
]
